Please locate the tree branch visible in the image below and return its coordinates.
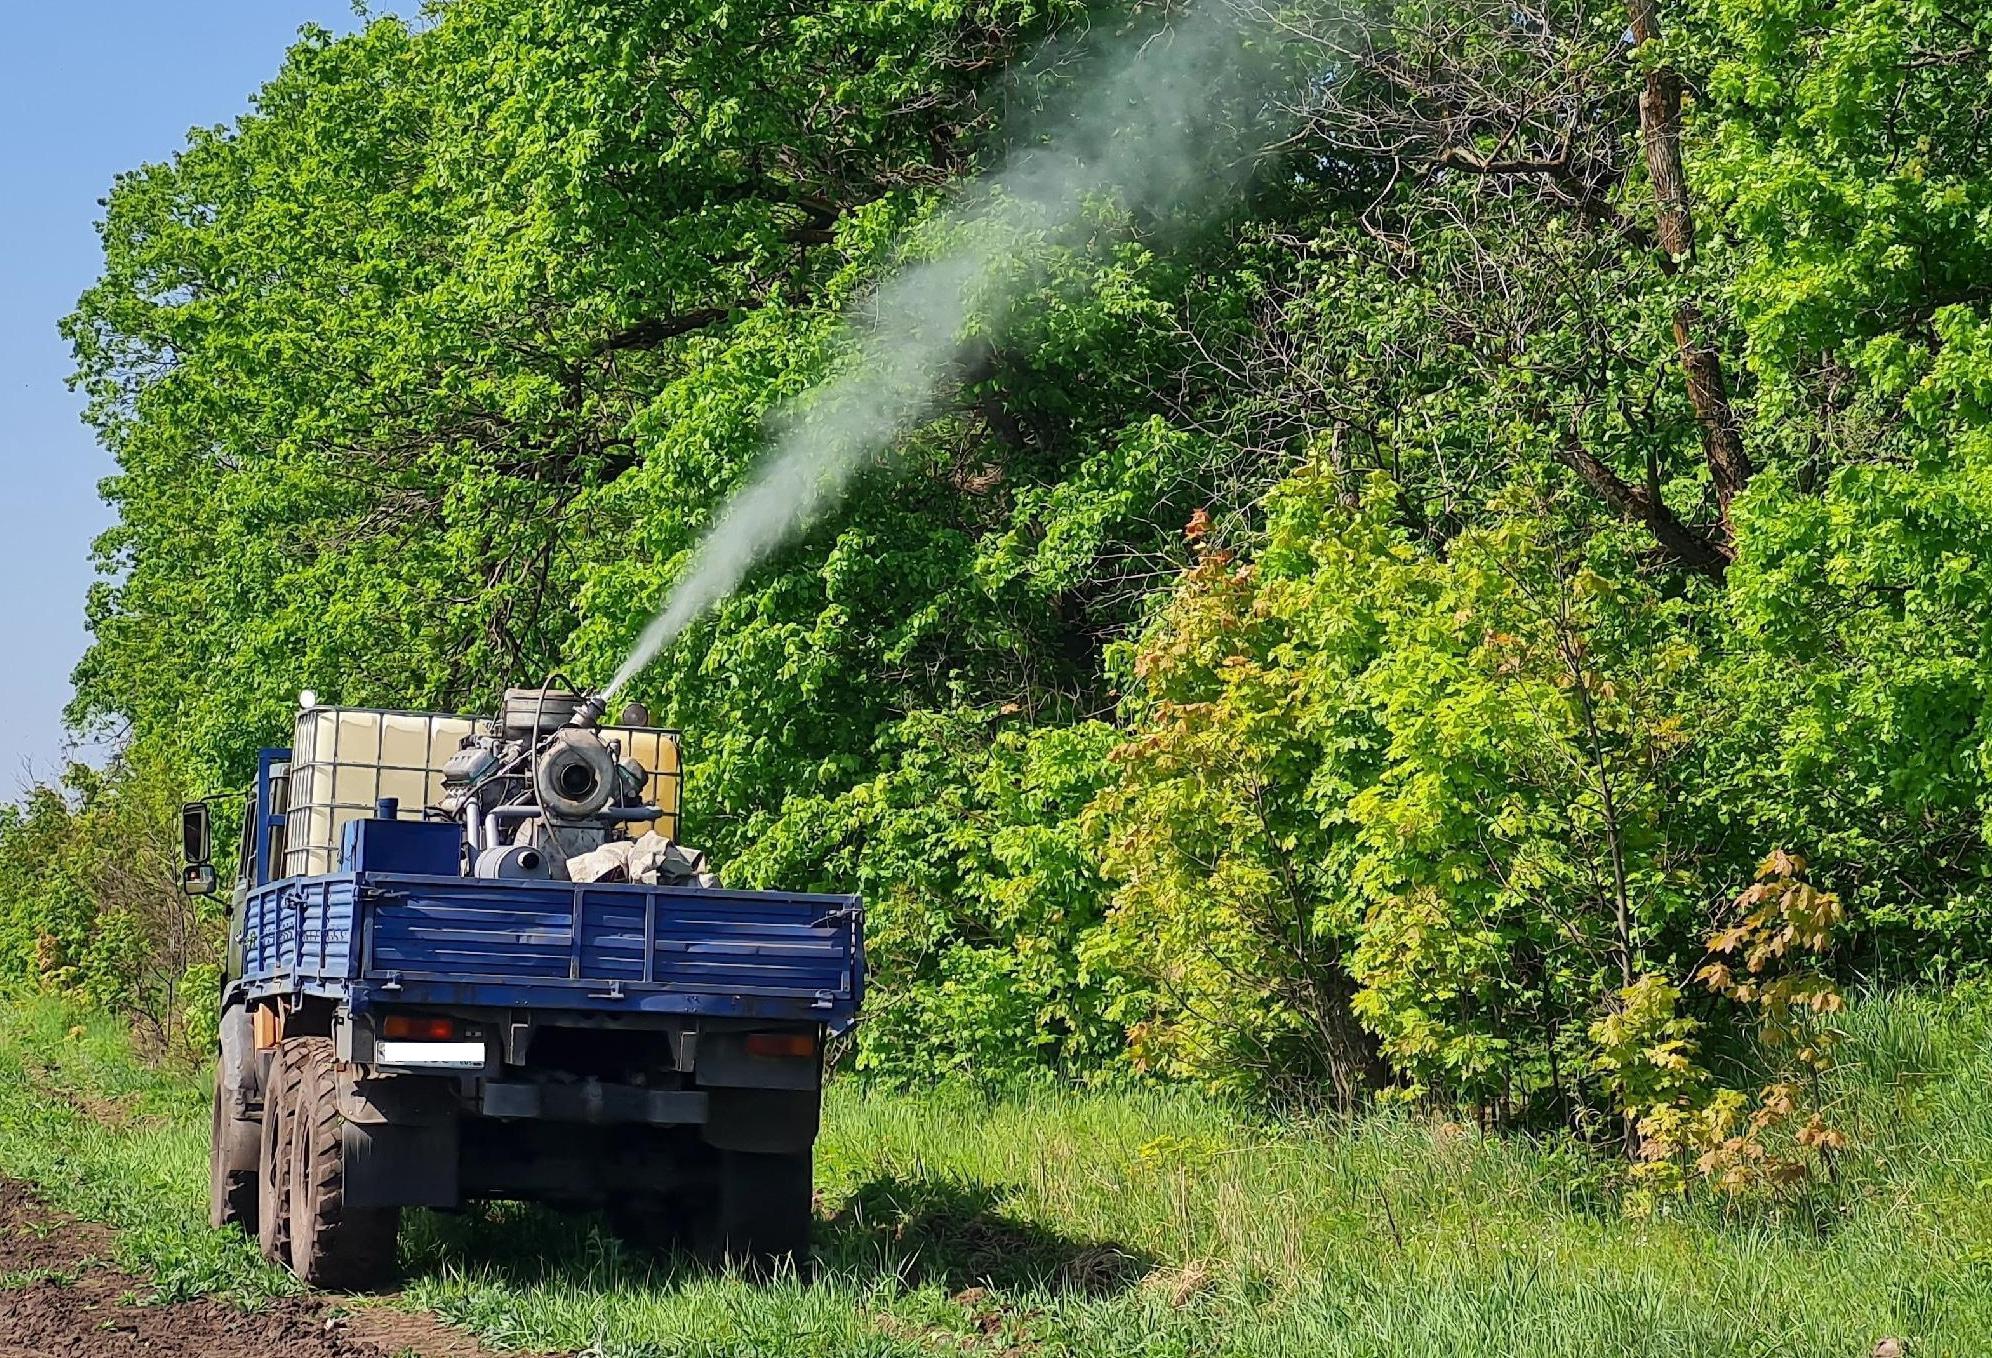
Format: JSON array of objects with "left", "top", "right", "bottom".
[
  {"left": 591, "top": 305, "right": 743, "bottom": 355},
  {"left": 1554, "top": 432, "right": 1730, "bottom": 578}
]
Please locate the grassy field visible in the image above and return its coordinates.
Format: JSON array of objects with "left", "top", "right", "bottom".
[{"left": 0, "top": 992, "right": 1988, "bottom": 1356}]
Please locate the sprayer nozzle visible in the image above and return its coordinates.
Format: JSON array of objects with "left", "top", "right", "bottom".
[{"left": 569, "top": 692, "right": 610, "bottom": 729}]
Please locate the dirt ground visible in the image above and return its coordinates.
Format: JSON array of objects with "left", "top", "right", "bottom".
[{"left": 0, "top": 1178, "right": 528, "bottom": 1358}]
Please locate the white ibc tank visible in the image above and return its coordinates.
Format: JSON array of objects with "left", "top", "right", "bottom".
[{"left": 284, "top": 706, "right": 478, "bottom": 877}]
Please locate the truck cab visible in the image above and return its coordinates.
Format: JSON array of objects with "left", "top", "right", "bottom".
[{"left": 189, "top": 690, "right": 863, "bottom": 1288}]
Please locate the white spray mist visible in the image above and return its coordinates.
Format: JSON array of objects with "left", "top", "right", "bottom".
[{"left": 605, "top": 0, "right": 1280, "bottom": 700}]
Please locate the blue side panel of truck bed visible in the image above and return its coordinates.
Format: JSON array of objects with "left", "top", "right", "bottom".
[
  {"left": 238, "top": 872, "right": 863, "bottom": 1026},
  {"left": 246, "top": 875, "right": 362, "bottom": 982}
]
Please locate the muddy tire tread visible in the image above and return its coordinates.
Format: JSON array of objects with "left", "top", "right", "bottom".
[
  {"left": 255, "top": 1043, "right": 293, "bottom": 1266},
  {"left": 208, "top": 1067, "right": 258, "bottom": 1231},
  {"left": 286, "top": 1036, "right": 399, "bottom": 1290}
]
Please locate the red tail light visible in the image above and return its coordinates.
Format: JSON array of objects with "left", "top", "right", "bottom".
[
  {"left": 381, "top": 1014, "right": 458, "bottom": 1041},
  {"left": 744, "top": 1032, "right": 817, "bottom": 1059}
]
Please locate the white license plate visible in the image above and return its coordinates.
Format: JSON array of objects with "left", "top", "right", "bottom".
[{"left": 375, "top": 1039, "right": 486, "bottom": 1070}]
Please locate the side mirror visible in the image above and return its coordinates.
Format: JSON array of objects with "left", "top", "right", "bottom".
[
  {"left": 181, "top": 801, "right": 212, "bottom": 869},
  {"left": 181, "top": 862, "right": 219, "bottom": 897}
]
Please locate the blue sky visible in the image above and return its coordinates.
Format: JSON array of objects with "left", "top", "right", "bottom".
[{"left": 0, "top": 3, "right": 367, "bottom": 787}]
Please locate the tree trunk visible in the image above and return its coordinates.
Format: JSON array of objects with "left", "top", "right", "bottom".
[
  {"left": 1296, "top": 962, "right": 1388, "bottom": 1113},
  {"left": 1625, "top": 0, "right": 1752, "bottom": 551}
]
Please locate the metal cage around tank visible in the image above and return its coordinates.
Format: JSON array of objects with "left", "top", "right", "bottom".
[{"left": 283, "top": 705, "right": 685, "bottom": 878}]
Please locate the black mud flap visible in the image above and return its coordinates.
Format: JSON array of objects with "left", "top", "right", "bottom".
[
  {"left": 338, "top": 1072, "right": 461, "bottom": 1210},
  {"left": 343, "top": 1118, "right": 459, "bottom": 1210},
  {"left": 700, "top": 1086, "right": 820, "bottom": 1155}
]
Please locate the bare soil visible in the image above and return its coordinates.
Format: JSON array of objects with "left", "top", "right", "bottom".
[{"left": 0, "top": 1178, "right": 531, "bottom": 1358}]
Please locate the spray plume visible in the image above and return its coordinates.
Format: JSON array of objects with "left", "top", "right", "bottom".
[{"left": 606, "top": 0, "right": 1285, "bottom": 700}]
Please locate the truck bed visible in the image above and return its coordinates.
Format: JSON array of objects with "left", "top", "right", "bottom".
[{"left": 238, "top": 872, "right": 864, "bottom": 1026}]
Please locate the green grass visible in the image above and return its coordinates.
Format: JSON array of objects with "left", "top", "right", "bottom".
[{"left": 1, "top": 991, "right": 1989, "bottom": 1355}]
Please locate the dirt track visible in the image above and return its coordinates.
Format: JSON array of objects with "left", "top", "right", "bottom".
[{"left": 0, "top": 1178, "right": 522, "bottom": 1358}]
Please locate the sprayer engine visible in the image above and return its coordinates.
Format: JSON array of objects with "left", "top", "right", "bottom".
[{"left": 440, "top": 687, "right": 710, "bottom": 886}]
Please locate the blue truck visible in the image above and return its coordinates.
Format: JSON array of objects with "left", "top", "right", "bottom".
[{"left": 183, "top": 687, "right": 863, "bottom": 1288}]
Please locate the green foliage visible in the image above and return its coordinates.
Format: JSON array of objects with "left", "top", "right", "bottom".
[
  {"left": 1711, "top": 437, "right": 1992, "bottom": 966},
  {"left": 1600, "top": 853, "right": 1852, "bottom": 1213},
  {"left": 1591, "top": 975, "right": 1706, "bottom": 1129},
  {"left": 1681, "top": 0, "right": 1992, "bottom": 972},
  {"left": 0, "top": 748, "right": 213, "bottom": 1058},
  {"left": 1097, "top": 467, "right": 1712, "bottom": 1112},
  {"left": 737, "top": 712, "right": 1124, "bottom": 1084},
  {"left": 1690, "top": 0, "right": 1992, "bottom": 372},
  {"left": 55, "top": 0, "right": 1279, "bottom": 1081},
  {"left": 26, "top": 0, "right": 1992, "bottom": 1109}
]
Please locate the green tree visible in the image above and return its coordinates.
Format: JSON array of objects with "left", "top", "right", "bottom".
[{"left": 49, "top": 0, "right": 1992, "bottom": 1103}]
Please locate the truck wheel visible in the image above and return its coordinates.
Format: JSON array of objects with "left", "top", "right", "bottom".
[
  {"left": 713, "top": 1148, "right": 813, "bottom": 1277},
  {"left": 208, "top": 1063, "right": 259, "bottom": 1230},
  {"left": 286, "top": 1036, "right": 400, "bottom": 1290},
  {"left": 256, "top": 1043, "right": 293, "bottom": 1266}
]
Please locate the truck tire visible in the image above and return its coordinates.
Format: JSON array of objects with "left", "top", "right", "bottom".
[
  {"left": 713, "top": 1148, "right": 813, "bottom": 1277},
  {"left": 256, "top": 1043, "right": 293, "bottom": 1266},
  {"left": 208, "top": 1063, "right": 258, "bottom": 1230},
  {"left": 286, "top": 1036, "right": 400, "bottom": 1290}
]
